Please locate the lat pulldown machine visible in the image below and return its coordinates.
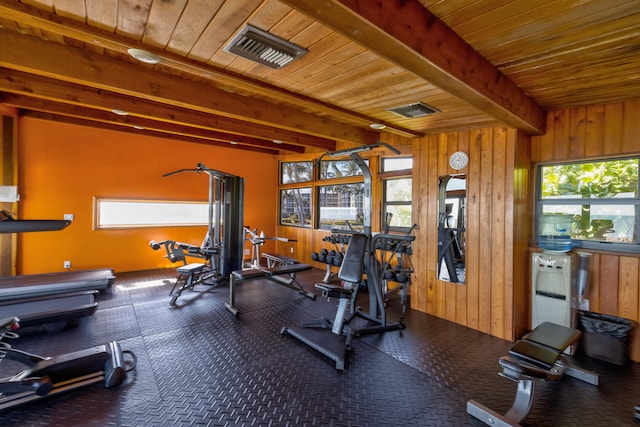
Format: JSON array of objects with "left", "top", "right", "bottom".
[
  {"left": 281, "top": 143, "right": 417, "bottom": 370},
  {"left": 150, "top": 163, "right": 244, "bottom": 305}
]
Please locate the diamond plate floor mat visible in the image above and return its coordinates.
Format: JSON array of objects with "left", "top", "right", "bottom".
[{"left": 0, "top": 268, "right": 637, "bottom": 426}]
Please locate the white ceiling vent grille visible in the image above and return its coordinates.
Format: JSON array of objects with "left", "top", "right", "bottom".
[
  {"left": 224, "top": 24, "right": 308, "bottom": 69},
  {"left": 387, "top": 102, "right": 440, "bottom": 118}
]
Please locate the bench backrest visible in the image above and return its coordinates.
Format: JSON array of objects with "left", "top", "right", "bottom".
[{"left": 338, "top": 233, "right": 367, "bottom": 284}]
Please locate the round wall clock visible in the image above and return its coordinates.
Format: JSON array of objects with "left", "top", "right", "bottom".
[{"left": 449, "top": 151, "right": 469, "bottom": 170}]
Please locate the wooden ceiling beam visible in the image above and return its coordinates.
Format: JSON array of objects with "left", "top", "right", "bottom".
[
  {"left": 21, "top": 111, "right": 279, "bottom": 155},
  {"left": 0, "top": 28, "right": 373, "bottom": 145},
  {"left": 0, "top": 67, "right": 334, "bottom": 151},
  {"left": 2, "top": 94, "right": 306, "bottom": 153},
  {"left": 0, "top": 0, "right": 423, "bottom": 138},
  {"left": 282, "top": 0, "right": 547, "bottom": 134}
]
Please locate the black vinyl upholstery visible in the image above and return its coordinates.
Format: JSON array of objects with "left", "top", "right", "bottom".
[{"left": 337, "top": 233, "right": 367, "bottom": 284}]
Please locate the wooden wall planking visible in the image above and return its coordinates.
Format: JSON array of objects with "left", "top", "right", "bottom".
[
  {"left": 405, "top": 126, "right": 528, "bottom": 342},
  {"left": 531, "top": 99, "right": 640, "bottom": 361}
]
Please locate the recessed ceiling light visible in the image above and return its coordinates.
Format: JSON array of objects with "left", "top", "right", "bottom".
[
  {"left": 230, "top": 141, "right": 239, "bottom": 145},
  {"left": 112, "top": 109, "right": 129, "bottom": 116},
  {"left": 133, "top": 125, "right": 144, "bottom": 130},
  {"left": 273, "top": 139, "right": 283, "bottom": 144},
  {"left": 127, "top": 48, "right": 161, "bottom": 65},
  {"left": 369, "top": 123, "right": 386, "bottom": 130}
]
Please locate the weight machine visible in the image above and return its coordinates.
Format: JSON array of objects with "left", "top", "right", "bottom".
[
  {"left": 150, "top": 164, "right": 244, "bottom": 305},
  {"left": 281, "top": 143, "right": 417, "bottom": 369}
]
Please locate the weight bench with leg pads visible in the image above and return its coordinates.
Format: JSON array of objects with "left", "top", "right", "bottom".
[
  {"left": 467, "top": 321, "right": 599, "bottom": 427},
  {"left": 0, "top": 317, "right": 135, "bottom": 411},
  {"left": 225, "top": 263, "right": 315, "bottom": 317},
  {"left": 169, "top": 263, "right": 207, "bottom": 306}
]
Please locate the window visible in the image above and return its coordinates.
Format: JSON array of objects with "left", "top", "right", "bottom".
[
  {"left": 95, "top": 199, "right": 209, "bottom": 228},
  {"left": 537, "top": 157, "right": 639, "bottom": 252},
  {"left": 382, "top": 157, "right": 413, "bottom": 172},
  {"left": 381, "top": 156, "right": 413, "bottom": 231},
  {"left": 281, "top": 161, "right": 313, "bottom": 184},
  {"left": 319, "top": 159, "right": 365, "bottom": 179},
  {"left": 279, "top": 187, "right": 312, "bottom": 228},
  {"left": 317, "top": 183, "right": 364, "bottom": 231},
  {"left": 382, "top": 178, "right": 412, "bottom": 230}
]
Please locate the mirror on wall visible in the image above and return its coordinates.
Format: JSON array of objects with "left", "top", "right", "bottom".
[{"left": 437, "top": 175, "right": 466, "bottom": 284}]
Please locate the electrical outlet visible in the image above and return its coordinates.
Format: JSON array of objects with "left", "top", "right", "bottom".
[
  {"left": 244, "top": 249, "right": 250, "bottom": 255},
  {"left": 64, "top": 213, "right": 74, "bottom": 221},
  {"left": 64, "top": 260, "right": 71, "bottom": 269}
]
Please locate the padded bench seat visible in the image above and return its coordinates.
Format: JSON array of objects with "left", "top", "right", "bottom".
[
  {"left": 177, "top": 263, "right": 206, "bottom": 275},
  {"left": 467, "top": 321, "right": 599, "bottom": 427},
  {"left": 315, "top": 282, "right": 353, "bottom": 299}
]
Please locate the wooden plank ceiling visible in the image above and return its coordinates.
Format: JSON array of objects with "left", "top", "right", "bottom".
[{"left": 0, "top": 0, "right": 638, "bottom": 155}]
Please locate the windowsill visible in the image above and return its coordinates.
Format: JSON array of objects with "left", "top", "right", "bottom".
[{"left": 528, "top": 245, "right": 640, "bottom": 258}]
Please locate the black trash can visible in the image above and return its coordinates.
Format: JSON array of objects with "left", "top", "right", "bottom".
[{"left": 578, "top": 311, "right": 635, "bottom": 366}]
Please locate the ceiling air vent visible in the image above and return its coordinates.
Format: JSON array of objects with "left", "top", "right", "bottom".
[
  {"left": 224, "top": 24, "right": 308, "bottom": 69},
  {"left": 387, "top": 102, "right": 440, "bottom": 118}
]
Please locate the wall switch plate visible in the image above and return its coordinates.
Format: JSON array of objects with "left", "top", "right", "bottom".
[
  {"left": 64, "top": 213, "right": 74, "bottom": 221},
  {"left": 64, "top": 260, "right": 71, "bottom": 269}
]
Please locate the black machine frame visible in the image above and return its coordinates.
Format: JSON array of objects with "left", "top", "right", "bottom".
[
  {"left": 150, "top": 163, "right": 244, "bottom": 305},
  {"left": 281, "top": 143, "right": 417, "bottom": 369}
]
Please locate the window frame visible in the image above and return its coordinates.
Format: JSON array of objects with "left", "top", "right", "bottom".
[
  {"left": 535, "top": 156, "right": 640, "bottom": 253},
  {"left": 94, "top": 198, "right": 209, "bottom": 229},
  {"left": 381, "top": 176, "right": 413, "bottom": 232},
  {"left": 380, "top": 156, "right": 413, "bottom": 232},
  {"left": 279, "top": 186, "right": 312, "bottom": 228},
  {"left": 316, "top": 182, "right": 365, "bottom": 231}
]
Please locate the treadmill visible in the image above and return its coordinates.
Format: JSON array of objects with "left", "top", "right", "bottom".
[{"left": 0, "top": 218, "right": 114, "bottom": 332}]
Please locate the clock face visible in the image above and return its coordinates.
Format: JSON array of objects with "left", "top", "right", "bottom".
[{"left": 449, "top": 151, "right": 469, "bottom": 170}]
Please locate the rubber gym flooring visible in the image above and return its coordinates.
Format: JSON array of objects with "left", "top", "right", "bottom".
[{"left": 0, "top": 267, "right": 638, "bottom": 426}]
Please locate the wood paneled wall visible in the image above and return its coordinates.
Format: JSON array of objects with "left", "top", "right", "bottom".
[
  {"left": 405, "top": 128, "right": 530, "bottom": 341},
  {"left": 531, "top": 100, "right": 640, "bottom": 361},
  {"left": 276, "top": 128, "right": 531, "bottom": 343}
]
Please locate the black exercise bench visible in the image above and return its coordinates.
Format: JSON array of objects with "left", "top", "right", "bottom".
[
  {"left": 225, "top": 263, "right": 316, "bottom": 317},
  {"left": 467, "top": 321, "right": 599, "bottom": 426}
]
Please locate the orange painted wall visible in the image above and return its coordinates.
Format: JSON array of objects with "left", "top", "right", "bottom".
[{"left": 17, "top": 117, "right": 277, "bottom": 274}]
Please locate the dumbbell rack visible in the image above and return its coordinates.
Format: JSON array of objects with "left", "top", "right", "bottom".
[
  {"left": 311, "top": 233, "right": 352, "bottom": 283},
  {"left": 311, "top": 232, "right": 415, "bottom": 309},
  {"left": 375, "top": 236, "right": 414, "bottom": 306}
]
